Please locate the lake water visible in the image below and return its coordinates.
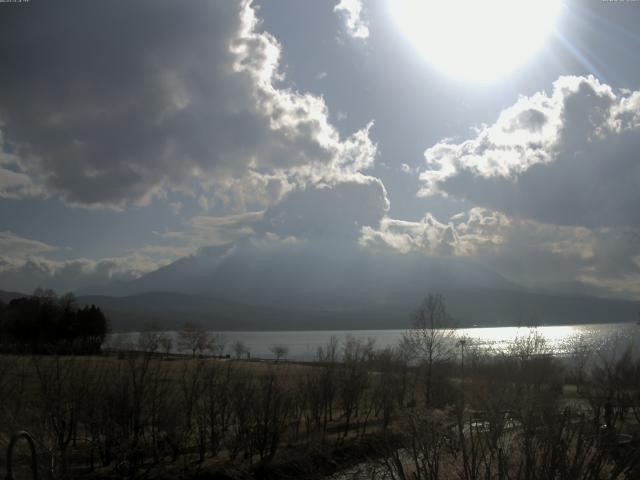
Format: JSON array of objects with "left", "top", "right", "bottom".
[{"left": 106, "top": 322, "right": 640, "bottom": 361}]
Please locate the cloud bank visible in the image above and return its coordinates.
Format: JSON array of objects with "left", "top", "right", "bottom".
[{"left": 0, "top": 232, "right": 170, "bottom": 293}]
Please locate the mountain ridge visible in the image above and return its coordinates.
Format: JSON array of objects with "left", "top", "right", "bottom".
[
  {"left": 2, "top": 287, "right": 638, "bottom": 332},
  {"left": 6, "top": 242, "right": 640, "bottom": 331}
]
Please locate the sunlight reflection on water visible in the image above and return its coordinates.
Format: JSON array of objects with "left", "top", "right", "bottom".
[{"left": 106, "top": 322, "right": 640, "bottom": 361}]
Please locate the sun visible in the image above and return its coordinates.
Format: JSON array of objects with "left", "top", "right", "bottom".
[{"left": 389, "top": 0, "right": 563, "bottom": 83}]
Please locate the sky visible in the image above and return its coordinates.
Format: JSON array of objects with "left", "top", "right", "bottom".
[{"left": 1, "top": 0, "right": 640, "bottom": 299}]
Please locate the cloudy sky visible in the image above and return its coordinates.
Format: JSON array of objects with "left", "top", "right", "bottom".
[{"left": 1, "top": 0, "right": 640, "bottom": 299}]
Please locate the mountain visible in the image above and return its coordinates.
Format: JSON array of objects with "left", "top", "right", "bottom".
[
  {"left": 2, "top": 286, "right": 639, "bottom": 332},
  {"left": 70, "top": 241, "right": 640, "bottom": 331},
  {"left": 81, "top": 289, "right": 640, "bottom": 332},
  {"left": 74, "top": 291, "right": 414, "bottom": 332},
  {"left": 85, "top": 241, "right": 517, "bottom": 305},
  {"left": 0, "top": 290, "right": 26, "bottom": 303}
]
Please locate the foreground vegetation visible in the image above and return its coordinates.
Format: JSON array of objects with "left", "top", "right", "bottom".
[
  {"left": 1, "top": 294, "right": 640, "bottom": 479},
  {"left": 1, "top": 338, "right": 640, "bottom": 478}
]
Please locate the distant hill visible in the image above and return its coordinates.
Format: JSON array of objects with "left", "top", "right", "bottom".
[
  {"left": 5, "top": 241, "right": 640, "bottom": 331},
  {"left": 82, "top": 241, "right": 518, "bottom": 306},
  {"left": 78, "top": 289, "right": 640, "bottom": 332},
  {"left": 0, "top": 290, "right": 28, "bottom": 303},
  {"left": 74, "top": 291, "right": 414, "bottom": 331},
  {"left": 2, "top": 286, "right": 638, "bottom": 332},
  {"left": 443, "top": 289, "right": 640, "bottom": 327}
]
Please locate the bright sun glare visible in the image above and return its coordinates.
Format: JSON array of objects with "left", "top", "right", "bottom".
[{"left": 389, "top": 0, "right": 563, "bottom": 83}]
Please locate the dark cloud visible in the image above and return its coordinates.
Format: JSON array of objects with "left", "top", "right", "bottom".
[
  {"left": 440, "top": 129, "right": 640, "bottom": 227},
  {"left": 263, "top": 177, "right": 389, "bottom": 241},
  {"left": 0, "top": 0, "right": 376, "bottom": 208},
  {"left": 162, "top": 177, "right": 390, "bottom": 247}
]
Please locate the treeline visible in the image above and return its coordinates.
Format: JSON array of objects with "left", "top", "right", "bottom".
[{"left": 0, "top": 289, "right": 108, "bottom": 354}]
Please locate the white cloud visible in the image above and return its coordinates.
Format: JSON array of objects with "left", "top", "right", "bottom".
[
  {"left": 0, "top": 133, "right": 41, "bottom": 199},
  {"left": 0, "top": 231, "right": 57, "bottom": 261},
  {"left": 360, "top": 208, "right": 640, "bottom": 299},
  {"left": 161, "top": 211, "right": 264, "bottom": 250},
  {"left": 400, "top": 163, "right": 413, "bottom": 174},
  {"left": 137, "top": 244, "right": 194, "bottom": 259},
  {"left": 0, "top": 231, "right": 179, "bottom": 293},
  {"left": 334, "top": 0, "right": 369, "bottom": 39},
  {"left": 360, "top": 208, "right": 510, "bottom": 256},
  {"left": 418, "top": 75, "right": 640, "bottom": 227},
  {"left": 0, "top": 252, "right": 168, "bottom": 294}
]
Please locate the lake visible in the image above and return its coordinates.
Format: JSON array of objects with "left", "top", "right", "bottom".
[{"left": 106, "top": 322, "right": 640, "bottom": 361}]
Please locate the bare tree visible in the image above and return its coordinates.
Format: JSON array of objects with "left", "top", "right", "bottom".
[
  {"left": 251, "top": 370, "right": 293, "bottom": 462},
  {"left": 316, "top": 336, "right": 339, "bottom": 433},
  {"left": 338, "top": 336, "right": 371, "bottom": 439},
  {"left": 378, "top": 408, "right": 451, "bottom": 480},
  {"left": 232, "top": 340, "right": 248, "bottom": 360},
  {"left": 227, "top": 371, "right": 255, "bottom": 460},
  {"left": 317, "top": 336, "right": 339, "bottom": 363},
  {"left": 137, "top": 330, "right": 161, "bottom": 355},
  {"left": 403, "top": 293, "right": 456, "bottom": 406},
  {"left": 178, "top": 359, "right": 205, "bottom": 461},
  {"left": 32, "top": 356, "right": 88, "bottom": 476},
  {"left": 159, "top": 333, "right": 174, "bottom": 358},
  {"left": 270, "top": 344, "right": 289, "bottom": 362},
  {"left": 208, "top": 332, "right": 227, "bottom": 357},
  {"left": 201, "top": 361, "right": 234, "bottom": 457},
  {"left": 178, "top": 322, "right": 210, "bottom": 358}
]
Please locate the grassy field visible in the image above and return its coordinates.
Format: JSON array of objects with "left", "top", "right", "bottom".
[{"left": 1, "top": 337, "right": 640, "bottom": 479}]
